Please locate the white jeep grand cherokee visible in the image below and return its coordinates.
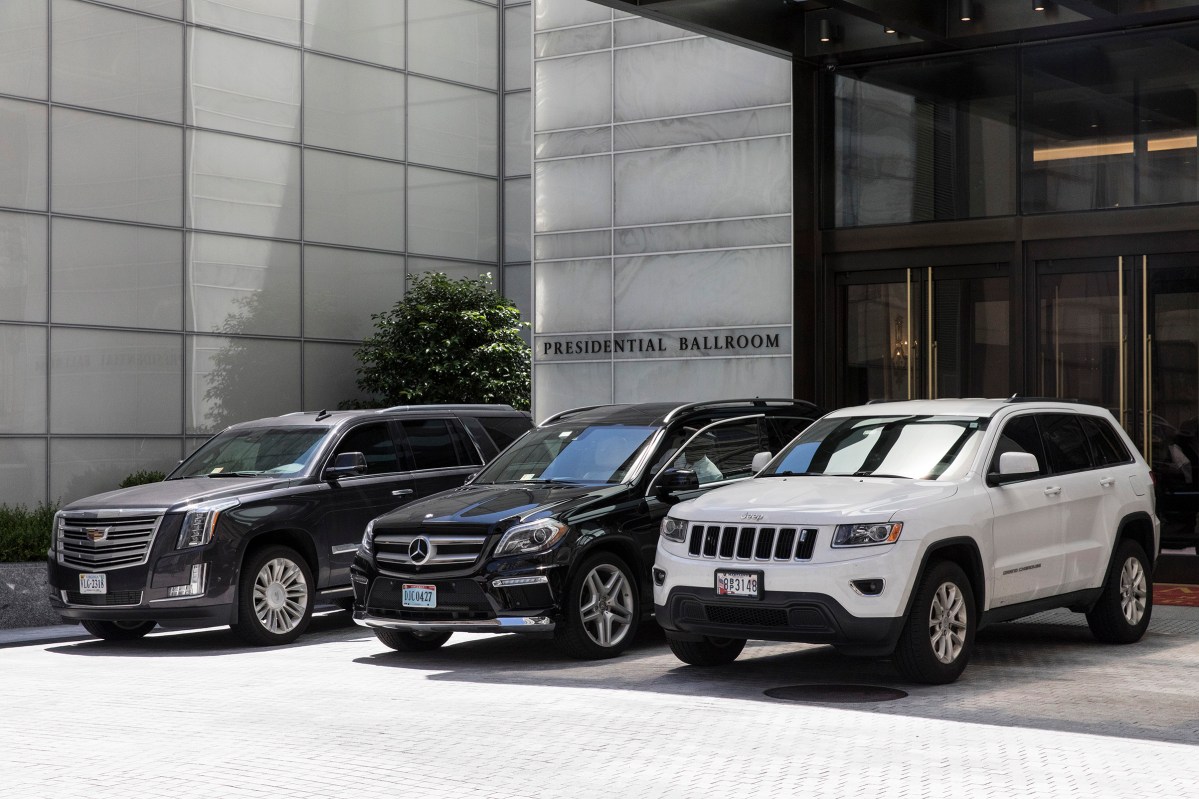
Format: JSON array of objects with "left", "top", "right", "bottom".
[{"left": 653, "top": 399, "right": 1159, "bottom": 684}]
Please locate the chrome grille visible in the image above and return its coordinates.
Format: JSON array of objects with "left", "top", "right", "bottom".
[
  {"left": 58, "top": 511, "right": 165, "bottom": 571},
  {"left": 686, "top": 523, "right": 818, "bottom": 561},
  {"left": 374, "top": 531, "right": 488, "bottom": 576},
  {"left": 62, "top": 590, "right": 143, "bottom": 607}
]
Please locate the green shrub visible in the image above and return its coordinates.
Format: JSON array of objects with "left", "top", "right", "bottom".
[
  {"left": 0, "top": 503, "right": 58, "bottom": 562},
  {"left": 119, "top": 469, "right": 166, "bottom": 488}
]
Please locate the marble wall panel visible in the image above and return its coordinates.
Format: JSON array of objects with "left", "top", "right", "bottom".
[
  {"left": 0, "top": 211, "right": 47, "bottom": 323},
  {"left": 534, "top": 155, "right": 611, "bottom": 232},
  {"left": 303, "top": 0, "right": 405, "bottom": 69},
  {"left": 614, "top": 106, "right": 791, "bottom": 151},
  {"left": 187, "top": 130, "right": 300, "bottom": 239},
  {"left": 535, "top": 127, "right": 612, "bottom": 159},
  {"left": 535, "top": 23, "right": 610, "bottom": 58},
  {"left": 504, "top": 178, "right": 532, "bottom": 262},
  {"left": 0, "top": 99, "right": 47, "bottom": 212},
  {"left": 613, "top": 356, "right": 792, "bottom": 404},
  {"left": 188, "top": 0, "right": 300, "bottom": 45},
  {"left": 0, "top": 439, "right": 46, "bottom": 506},
  {"left": 0, "top": 324, "right": 46, "bottom": 433},
  {"left": 615, "top": 216, "right": 791, "bottom": 256},
  {"left": 535, "top": 259, "right": 612, "bottom": 333},
  {"left": 0, "top": 0, "right": 47, "bottom": 100},
  {"left": 186, "top": 334, "right": 300, "bottom": 433},
  {"left": 534, "top": 52, "right": 611, "bottom": 131},
  {"left": 533, "top": 0, "right": 610, "bottom": 31},
  {"left": 534, "top": 231, "right": 609, "bottom": 260},
  {"left": 533, "top": 361, "right": 613, "bottom": 423},
  {"left": 303, "top": 150, "right": 405, "bottom": 251},
  {"left": 186, "top": 233, "right": 301, "bottom": 337},
  {"left": 613, "top": 16, "right": 697, "bottom": 47},
  {"left": 303, "top": 246, "right": 404, "bottom": 341}
]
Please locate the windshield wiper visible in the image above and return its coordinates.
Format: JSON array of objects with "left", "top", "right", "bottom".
[
  {"left": 761, "top": 471, "right": 818, "bottom": 477},
  {"left": 853, "top": 471, "right": 911, "bottom": 479},
  {"left": 204, "top": 471, "right": 262, "bottom": 478}
]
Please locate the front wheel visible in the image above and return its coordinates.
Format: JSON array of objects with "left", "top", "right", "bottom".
[
  {"left": 232, "top": 545, "right": 314, "bottom": 646},
  {"left": 893, "top": 560, "right": 976, "bottom": 685},
  {"left": 81, "top": 619, "right": 156, "bottom": 641},
  {"left": 1086, "top": 540, "right": 1152, "bottom": 644},
  {"left": 666, "top": 633, "right": 746, "bottom": 666},
  {"left": 374, "top": 629, "right": 452, "bottom": 652},
  {"left": 555, "top": 552, "right": 640, "bottom": 660}
]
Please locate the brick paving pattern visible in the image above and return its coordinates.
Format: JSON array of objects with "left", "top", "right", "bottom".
[{"left": 2, "top": 606, "right": 1197, "bottom": 798}]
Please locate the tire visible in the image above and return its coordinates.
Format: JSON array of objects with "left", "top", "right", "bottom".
[
  {"left": 893, "top": 560, "right": 976, "bottom": 685},
  {"left": 666, "top": 632, "right": 746, "bottom": 666},
  {"left": 232, "top": 545, "right": 314, "bottom": 646},
  {"left": 555, "top": 552, "right": 640, "bottom": 660},
  {"left": 1086, "top": 539, "right": 1153, "bottom": 644},
  {"left": 81, "top": 619, "right": 156, "bottom": 641},
  {"left": 373, "top": 628, "right": 452, "bottom": 652}
]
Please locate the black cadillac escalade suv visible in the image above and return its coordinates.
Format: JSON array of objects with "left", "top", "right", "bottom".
[
  {"left": 351, "top": 399, "right": 820, "bottom": 659},
  {"left": 48, "top": 405, "right": 531, "bottom": 646}
]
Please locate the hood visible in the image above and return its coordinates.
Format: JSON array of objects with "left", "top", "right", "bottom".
[
  {"left": 674, "top": 475, "right": 959, "bottom": 525},
  {"left": 373, "top": 482, "right": 629, "bottom": 530},
  {"left": 61, "top": 476, "right": 289, "bottom": 514}
]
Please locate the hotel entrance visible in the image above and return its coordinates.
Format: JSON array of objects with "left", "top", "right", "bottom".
[
  {"left": 839, "top": 263, "right": 1011, "bottom": 406},
  {"left": 1038, "top": 251, "right": 1199, "bottom": 552}
]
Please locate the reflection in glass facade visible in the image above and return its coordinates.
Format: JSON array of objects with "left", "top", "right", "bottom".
[
  {"left": 831, "top": 24, "right": 1199, "bottom": 226},
  {"left": 0, "top": 0, "right": 530, "bottom": 505}
]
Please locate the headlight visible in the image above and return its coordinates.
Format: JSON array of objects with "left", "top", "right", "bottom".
[
  {"left": 50, "top": 511, "right": 64, "bottom": 554},
  {"left": 494, "top": 519, "right": 568, "bottom": 557},
  {"left": 359, "top": 519, "right": 375, "bottom": 556},
  {"left": 660, "top": 517, "right": 688, "bottom": 543},
  {"left": 832, "top": 522, "right": 903, "bottom": 548},
  {"left": 177, "top": 499, "right": 239, "bottom": 548}
]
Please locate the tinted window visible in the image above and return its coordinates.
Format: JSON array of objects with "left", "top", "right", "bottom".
[
  {"left": 476, "top": 424, "right": 658, "bottom": 485},
  {"left": 1080, "top": 415, "right": 1133, "bottom": 466},
  {"left": 401, "top": 418, "right": 472, "bottom": 470},
  {"left": 335, "top": 423, "right": 400, "bottom": 475},
  {"left": 174, "top": 426, "right": 328, "bottom": 477},
  {"left": 989, "top": 415, "right": 1047, "bottom": 477},
  {"left": 476, "top": 415, "right": 531, "bottom": 450},
  {"left": 673, "top": 419, "right": 763, "bottom": 485},
  {"left": 763, "top": 415, "right": 819, "bottom": 451},
  {"left": 1039, "top": 413, "right": 1093, "bottom": 473}
]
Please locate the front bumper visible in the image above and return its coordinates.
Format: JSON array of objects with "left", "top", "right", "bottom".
[{"left": 354, "top": 611, "right": 555, "bottom": 633}]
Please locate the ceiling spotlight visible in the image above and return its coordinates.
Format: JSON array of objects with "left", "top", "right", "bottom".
[
  {"left": 883, "top": 24, "right": 897, "bottom": 34},
  {"left": 1032, "top": 0, "right": 1046, "bottom": 9},
  {"left": 818, "top": 17, "right": 834, "bottom": 43},
  {"left": 960, "top": 0, "right": 973, "bottom": 21}
]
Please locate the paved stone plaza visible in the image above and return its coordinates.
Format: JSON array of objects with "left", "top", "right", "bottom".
[{"left": 2, "top": 606, "right": 1197, "bottom": 799}]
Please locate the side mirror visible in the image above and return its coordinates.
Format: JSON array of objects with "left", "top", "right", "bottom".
[
  {"left": 325, "top": 451, "right": 367, "bottom": 481},
  {"left": 654, "top": 467, "right": 700, "bottom": 502},
  {"left": 986, "top": 451, "right": 1041, "bottom": 486},
  {"left": 751, "top": 451, "right": 772, "bottom": 473}
]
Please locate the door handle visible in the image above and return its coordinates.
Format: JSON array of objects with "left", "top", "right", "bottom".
[
  {"left": 1099, "top": 476, "right": 1116, "bottom": 488},
  {"left": 1043, "top": 486, "right": 1062, "bottom": 496},
  {"left": 391, "top": 489, "right": 414, "bottom": 497}
]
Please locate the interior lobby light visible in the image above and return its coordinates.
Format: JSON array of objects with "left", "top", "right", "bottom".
[
  {"left": 1033, "top": 0, "right": 1046, "bottom": 11},
  {"left": 883, "top": 24, "right": 897, "bottom": 34},
  {"left": 960, "top": 0, "right": 973, "bottom": 21},
  {"left": 1033, "top": 134, "right": 1198, "bottom": 162}
]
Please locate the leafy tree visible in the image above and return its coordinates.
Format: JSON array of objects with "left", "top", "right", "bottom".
[{"left": 353, "top": 272, "right": 530, "bottom": 410}]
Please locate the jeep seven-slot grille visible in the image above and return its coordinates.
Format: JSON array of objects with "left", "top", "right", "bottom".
[
  {"left": 686, "top": 524, "right": 817, "bottom": 561},
  {"left": 58, "top": 513, "right": 164, "bottom": 571},
  {"left": 373, "top": 530, "right": 488, "bottom": 576}
]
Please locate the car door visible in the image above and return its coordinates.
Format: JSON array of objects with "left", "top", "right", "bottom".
[
  {"left": 397, "top": 416, "right": 482, "bottom": 498},
  {"left": 1074, "top": 414, "right": 1138, "bottom": 590},
  {"left": 986, "top": 413, "right": 1065, "bottom": 606},
  {"left": 321, "top": 421, "right": 418, "bottom": 587},
  {"left": 1038, "top": 412, "right": 1107, "bottom": 594}
]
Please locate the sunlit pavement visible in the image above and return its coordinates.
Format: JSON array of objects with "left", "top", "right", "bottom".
[{"left": 3, "top": 606, "right": 1197, "bottom": 799}]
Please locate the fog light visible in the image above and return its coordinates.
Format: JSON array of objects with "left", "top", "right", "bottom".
[
  {"left": 851, "top": 578, "right": 885, "bottom": 596},
  {"left": 168, "top": 564, "right": 208, "bottom": 597},
  {"left": 653, "top": 567, "right": 666, "bottom": 586}
]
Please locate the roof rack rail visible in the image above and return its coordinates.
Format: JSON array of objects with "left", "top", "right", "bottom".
[
  {"left": 663, "top": 398, "right": 820, "bottom": 424},
  {"left": 375, "top": 403, "right": 515, "bottom": 414},
  {"left": 1005, "top": 395, "right": 1080, "bottom": 404},
  {"left": 538, "top": 404, "right": 609, "bottom": 426}
]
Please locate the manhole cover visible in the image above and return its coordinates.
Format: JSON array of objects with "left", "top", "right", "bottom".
[{"left": 764, "top": 684, "right": 908, "bottom": 703}]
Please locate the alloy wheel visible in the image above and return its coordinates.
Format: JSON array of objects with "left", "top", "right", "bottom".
[
  {"left": 1118, "top": 556, "right": 1148, "bottom": 626},
  {"left": 927, "top": 581, "right": 968, "bottom": 664},
  {"left": 578, "top": 563, "right": 635, "bottom": 649},
  {"left": 252, "top": 557, "right": 309, "bottom": 635}
]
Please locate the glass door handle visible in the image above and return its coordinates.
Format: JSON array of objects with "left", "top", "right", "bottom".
[
  {"left": 391, "top": 488, "right": 414, "bottom": 497},
  {"left": 1099, "top": 477, "right": 1116, "bottom": 488},
  {"left": 1043, "top": 486, "right": 1062, "bottom": 496}
]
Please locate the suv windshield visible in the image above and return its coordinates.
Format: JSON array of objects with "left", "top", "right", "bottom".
[
  {"left": 766, "top": 415, "right": 988, "bottom": 480},
  {"left": 474, "top": 424, "right": 658, "bottom": 485},
  {"left": 171, "top": 427, "right": 330, "bottom": 478}
]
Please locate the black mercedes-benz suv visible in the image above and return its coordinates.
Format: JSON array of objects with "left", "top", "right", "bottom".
[
  {"left": 351, "top": 399, "right": 821, "bottom": 659},
  {"left": 47, "top": 404, "right": 531, "bottom": 646}
]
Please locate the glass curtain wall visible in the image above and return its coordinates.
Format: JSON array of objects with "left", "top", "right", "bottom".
[{"left": 0, "top": 0, "right": 524, "bottom": 505}]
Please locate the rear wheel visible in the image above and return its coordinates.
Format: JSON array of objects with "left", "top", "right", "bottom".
[
  {"left": 81, "top": 619, "right": 156, "bottom": 641},
  {"left": 666, "top": 633, "right": 746, "bottom": 666},
  {"left": 1086, "top": 540, "right": 1152, "bottom": 644},
  {"left": 233, "top": 545, "right": 313, "bottom": 646},
  {"left": 893, "top": 560, "right": 975, "bottom": 685},
  {"left": 374, "top": 629, "right": 452, "bottom": 652},
  {"left": 556, "top": 552, "right": 640, "bottom": 660}
]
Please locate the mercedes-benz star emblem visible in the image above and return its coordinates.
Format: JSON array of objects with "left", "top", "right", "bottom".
[{"left": 408, "top": 536, "right": 432, "bottom": 564}]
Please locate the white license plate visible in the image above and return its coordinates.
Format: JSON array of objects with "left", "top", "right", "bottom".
[
  {"left": 79, "top": 573, "right": 107, "bottom": 595},
  {"left": 715, "top": 570, "right": 759, "bottom": 598},
  {"left": 402, "top": 584, "right": 436, "bottom": 608}
]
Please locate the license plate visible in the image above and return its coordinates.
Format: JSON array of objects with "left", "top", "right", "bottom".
[
  {"left": 402, "top": 584, "right": 436, "bottom": 608},
  {"left": 715, "top": 570, "right": 759, "bottom": 598},
  {"left": 79, "top": 573, "right": 107, "bottom": 595}
]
